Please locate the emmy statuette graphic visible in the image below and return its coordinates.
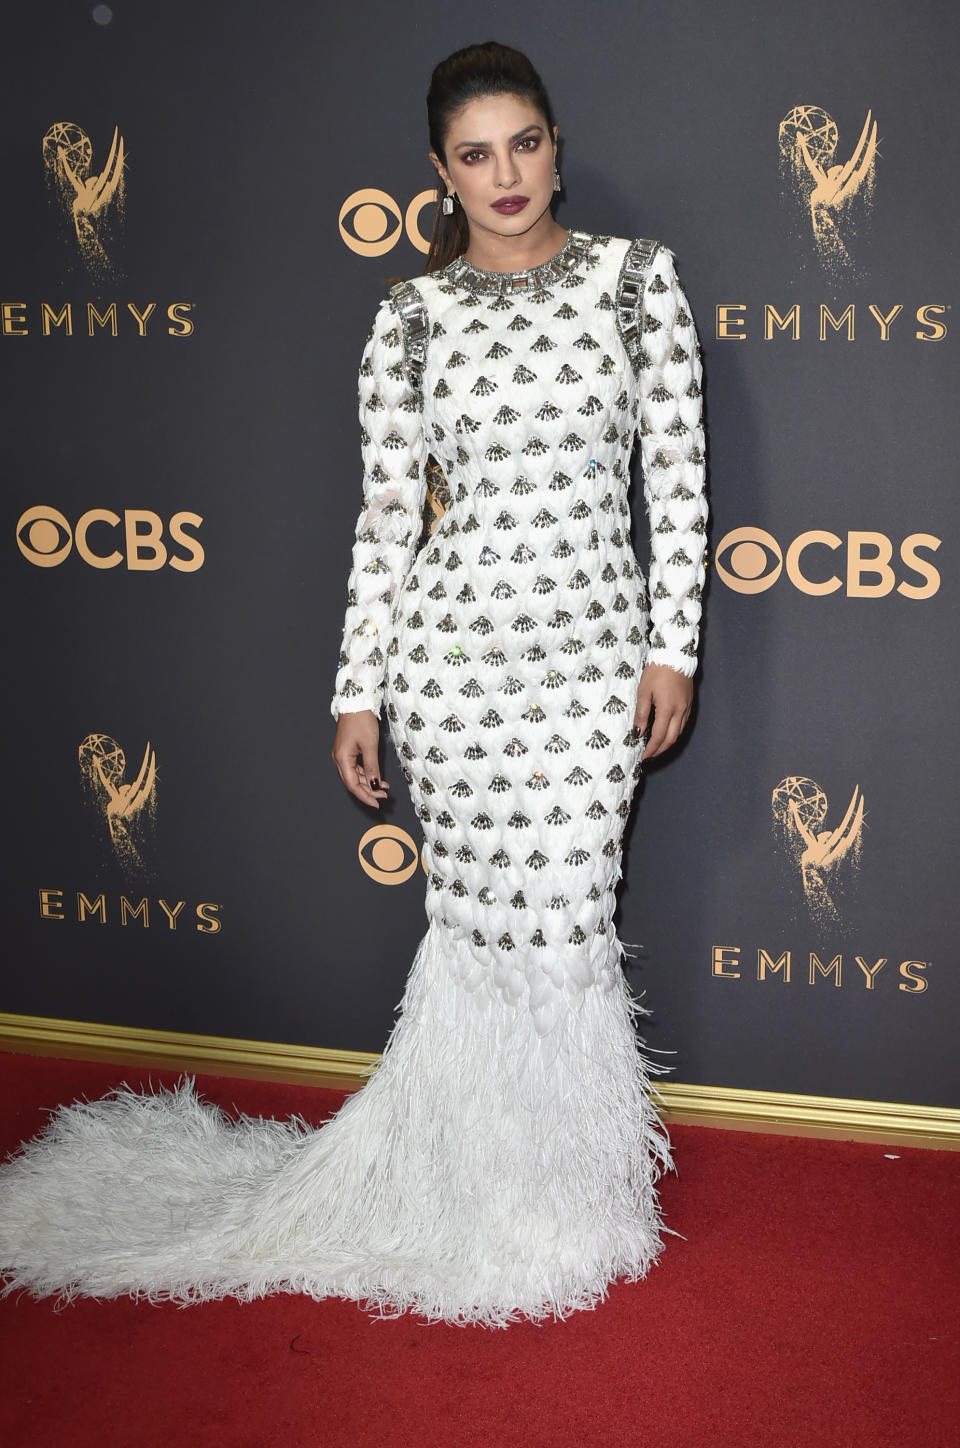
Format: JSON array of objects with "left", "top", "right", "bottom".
[
  {"left": 79, "top": 733, "right": 157, "bottom": 873},
  {"left": 772, "top": 775, "right": 866, "bottom": 925},
  {"left": 42, "top": 121, "right": 126, "bottom": 278},
  {"left": 779, "top": 105, "right": 878, "bottom": 272}
]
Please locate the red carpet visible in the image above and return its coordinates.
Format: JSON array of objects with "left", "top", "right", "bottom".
[{"left": 0, "top": 1052, "right": 957, "bottom": 1448}]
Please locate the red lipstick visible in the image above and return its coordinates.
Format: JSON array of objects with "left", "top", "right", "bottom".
[{"left": 491, "top": 195, "right": 530, "bottom": 214}]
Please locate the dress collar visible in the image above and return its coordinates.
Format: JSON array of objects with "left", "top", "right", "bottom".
[{"left": 439, "top": 230, "right": 593, "bottom": 297}]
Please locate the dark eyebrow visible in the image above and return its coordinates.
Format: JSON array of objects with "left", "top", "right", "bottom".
[{"left": 453, "top": 124, "right": 543, "bottom": 151}]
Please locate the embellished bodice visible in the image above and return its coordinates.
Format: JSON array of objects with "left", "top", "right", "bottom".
[{"left": 331, "top": 230, "right": 707, "bottom": 718}]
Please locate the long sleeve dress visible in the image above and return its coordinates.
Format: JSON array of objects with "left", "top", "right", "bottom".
[{"left": 0, "top": 229, "right": 707, "bottom": 1328}]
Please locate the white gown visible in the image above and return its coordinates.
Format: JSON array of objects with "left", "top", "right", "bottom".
[{"left": 0, "top": 230, "right": 707, "bottom": 1327}]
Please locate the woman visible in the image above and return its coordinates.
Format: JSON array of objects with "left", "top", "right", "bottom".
[{"left": 0, "top": 41, "right": 706, "bottom": 1328}]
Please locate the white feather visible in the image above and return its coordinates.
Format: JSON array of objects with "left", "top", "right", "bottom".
[{"left": 0, "top": 921, "right": 675, "bottom": 1327}]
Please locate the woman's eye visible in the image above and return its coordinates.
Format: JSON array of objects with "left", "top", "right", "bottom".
[
  {"left": 517, "top": 136, "right": 538, "bottom": 151},
  {"left": 463, "top": 150, "right": 485, "bottom": 164}
]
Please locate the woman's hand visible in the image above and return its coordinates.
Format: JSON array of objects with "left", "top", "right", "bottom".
[
  {"left": 634, "top": 663, "right": 695, "bottom": 760},
  {"left": 331, "top": 710, "right": 391, "bottom": 808}
]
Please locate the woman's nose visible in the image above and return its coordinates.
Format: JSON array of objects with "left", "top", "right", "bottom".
[{"left": 492, "top": 150, "right": 521, "bottom": 188}]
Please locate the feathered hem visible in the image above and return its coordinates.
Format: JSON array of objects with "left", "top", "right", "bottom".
[{"left": 0, "top": 921, "right": 676, "bottom": 1328}]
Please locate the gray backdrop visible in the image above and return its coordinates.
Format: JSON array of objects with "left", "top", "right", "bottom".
[{"left": 3, "top": 0, "right": 957, "bottom": 1108}]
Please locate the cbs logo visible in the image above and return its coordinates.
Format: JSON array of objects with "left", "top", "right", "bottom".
[
  {"left": 339, "top": 189, "right": 437, "bottom": 257},
  {"left": 715, "top": 527, "right": 941, "bottom": 599},
  {"left": 16, "top": 506, "right": 205, "bottom": 572},
  {"left": 358, "top": 824, "right": 428, "bottom": 884}
]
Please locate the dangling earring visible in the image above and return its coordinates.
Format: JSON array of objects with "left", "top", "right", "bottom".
[
  {"left": 442, "top": 192, "right": 455, "bottom": 215},
  {"left": 553, "top": 167, "right": 561, "bottom": 193}
]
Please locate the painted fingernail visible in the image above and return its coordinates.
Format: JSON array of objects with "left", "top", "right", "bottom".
[{"left": 370, "top": 777, "right": 379, "bottom": 788}]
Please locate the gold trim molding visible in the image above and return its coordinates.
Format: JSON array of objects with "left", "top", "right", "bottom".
[
  {"left": 0, "top": 1011, "right": 374, "bottom": 1090},
  {"left": 1, "top": 1011, "right": 957, "bottom": 1150},
  {"left": 649, "top": 1079, "right": 960, "bottom": 1150}
]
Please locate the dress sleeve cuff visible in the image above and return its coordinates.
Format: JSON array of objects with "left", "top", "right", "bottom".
[
  {"left": 644, "top": 646, "right": 699, "bottom": 679},
  {"left": 330, "top": 691, "right": 383, "bottom": 720}
]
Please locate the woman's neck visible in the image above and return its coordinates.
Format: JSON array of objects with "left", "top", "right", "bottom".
[{"left": 463, "top": 216, "right": 569, "bottom": 274}]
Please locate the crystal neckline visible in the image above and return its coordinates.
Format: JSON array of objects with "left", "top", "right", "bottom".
[{"left": 440, "top": 230, "right": 592, "bottom": 296}]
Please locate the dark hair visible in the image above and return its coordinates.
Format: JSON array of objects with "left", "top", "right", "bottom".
[{"left": 424, "top": 41, "right": 557, "bottom": 273}]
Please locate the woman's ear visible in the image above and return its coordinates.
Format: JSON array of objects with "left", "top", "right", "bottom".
[{"left": 428, "top": 151, "right": 451, "bottom": 193}]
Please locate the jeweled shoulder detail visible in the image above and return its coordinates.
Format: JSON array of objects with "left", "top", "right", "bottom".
[
  {"left": 439, "top": 230, "right": 597, "bottom": 298},
  {"left": 615, "top": 237, "right": 661, "bottom": 378},
  {"left": 389, "top": 279, "right": 429, "bottom": 404}
]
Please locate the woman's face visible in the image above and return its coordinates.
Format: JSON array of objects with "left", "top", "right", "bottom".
[{"left": 431, "top": 91, "right": 559, "bottom": 245}]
